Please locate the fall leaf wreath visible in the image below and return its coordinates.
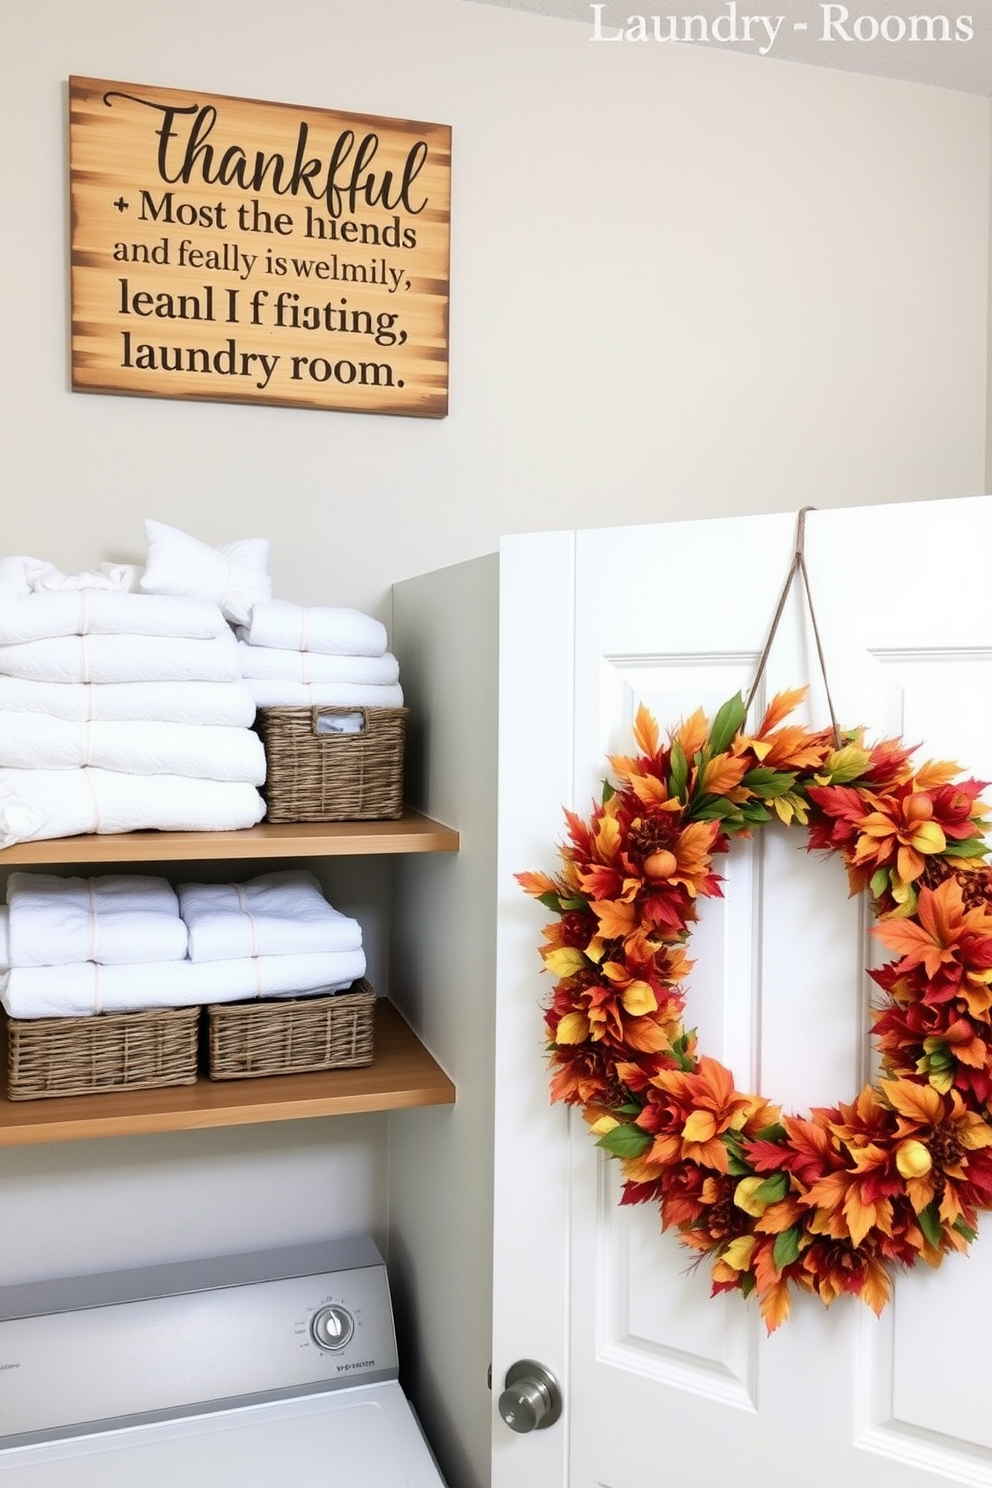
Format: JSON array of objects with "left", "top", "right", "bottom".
[{"left": 517, "top": 689, "right": 992, "bottom": 1332}]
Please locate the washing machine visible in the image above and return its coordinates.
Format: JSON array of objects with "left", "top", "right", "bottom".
[{"left": 0, "top": 1234, "right": 447, "bottom": 1486}]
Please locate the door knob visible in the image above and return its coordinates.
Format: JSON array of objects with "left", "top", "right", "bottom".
[{"left": 498, "top": 1359, "right": 563, "bottom": 1433}]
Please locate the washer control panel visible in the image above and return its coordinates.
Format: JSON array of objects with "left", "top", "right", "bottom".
[{"left": 0, "top": 1237, "right": 399, "bottom": 1447}]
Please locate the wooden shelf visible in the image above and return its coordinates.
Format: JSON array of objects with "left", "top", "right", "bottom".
[
  {"left": 0, "top": 809, "right": 459, "bottom": 865},
  {"left": 0, "top": 1000, "right": 454, "bottom": 1146}
]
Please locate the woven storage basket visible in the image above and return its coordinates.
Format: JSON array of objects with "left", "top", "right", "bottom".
[
  {"left": 4, "top": 1005, "right": 200, "bottom": 1101},
  {"left": 257, "top": 706, "right": 408, "bottom": 822},
  {"left": 206, "top": 980, "right": 376, "bottom": 1080}
]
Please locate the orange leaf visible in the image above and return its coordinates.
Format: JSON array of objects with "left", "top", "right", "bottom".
[
  {"left": 632, "top": 705, "right": 660, "bottom": 759},
  {"left": 591, "top": 899, "right": 638, "bottom": 941},
  {"left": 515, "top": 870, "right": 560, "bottom": 899},
  {"left": 757, "top": 687, "right": 807, "bottom": 736},
  {"left": 672, "top": 707, "right": 709, "bottom": 760},
  {"left": 701, "top": 752, "right": 749, "bottom": 795},
  {"left": 859, "top": 1256, "right": 892, "bottom": 1318},
  {"left": 884, "top": 1079, "right": 945, "bottom": 1126}
]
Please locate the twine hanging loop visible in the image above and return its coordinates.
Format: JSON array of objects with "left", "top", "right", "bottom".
[{"left": 745, "top": 507, "right": 843, "bottom": 749}]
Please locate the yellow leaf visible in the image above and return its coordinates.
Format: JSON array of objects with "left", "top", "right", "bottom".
[
  {"left": 734, "top": 1176, "right": 769, "bottom": 1217},
  {"left": 722, "top": 1235, "right": 757, "bottom": 1272},
  {"left": 555, "top": 1012, "right": 590, "bottom": 1045},
  {"left": 682, "top": 1109, "right": 717, "bottom": 1143},
  {"left": 910, "top": 820, "right": 946, "bottom": 855},
  {"left": 594, "top": 813, "right": 622, "bottom": 858},
  {"left": 621, "top": 980, "right": 658, "bottom": 1017},
  {"left": 542, "top": 947, "right": 588, "bottom": 979},
  {"left": 589, "top": 1115, "right": 619, "bottom": 1135}
]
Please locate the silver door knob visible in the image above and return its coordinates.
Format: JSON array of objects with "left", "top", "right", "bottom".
[{"left": 498, "top": 1359, "right": 563, "bottom": 1433}]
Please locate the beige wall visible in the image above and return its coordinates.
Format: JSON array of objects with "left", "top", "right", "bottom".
[{"left": 1, "top": 0, "right": 988, "bottom": 620}]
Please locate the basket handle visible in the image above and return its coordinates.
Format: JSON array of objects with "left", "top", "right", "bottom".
[{"left": 311, "top": 707, "right": 369, "bottom": 738}]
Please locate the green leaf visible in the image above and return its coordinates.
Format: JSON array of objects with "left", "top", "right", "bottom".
[
  {"left": 739, "top": 803, "right": 772, "bottom": 824},
  {"left": 772, "top": 1225, "right": 802, "bottom": 1273},
  {"left": 738, "top": 1271, "right": 757, "bottom": 1298},
  {"left": 596, "top": 1124, "right": 652, "bottom": 1159},
  {"left": 693, "top": 797, "right": 741, "bottom": 821},
  {"left": 753, "top": 1172, "right": 790, "bottom": 1204},
  {"left": 753, "top": 1122, "right": 788, "bottom": 1143},
  {"left": 953, "top": 1217, "right": 978, "bottom": 1243},
  {"left": 613, "top": 1102, "right": 643, "bottom": 1116},
  {"left": 559, "top": 896, "right": 587, "bottom": 911},
  {"left": 602, "top": 781, "right": 615, "bottom": 804},
  {"left": 870, "top": 868, "right": 891, "bottom": 900},
  {"left": 942, "top": 837, "right": 989, "bottom": 859},
  {"left": 742, "top": 767, "right": 798, "bottom": 799},
  {"left": 918, "top": 1202, "right": 943, "bottom": 1249},
  {"left": 670, "top": 1031, "right": 697, "bottom": 1071},
  {"left": 669, "top": 741, "right": 689, "bottom": 804},
  {"left": 819, "top": 745, "right": 871, "bottom": 785},
  {"left": 726, "top": 1155, "right": 753, "bottom": 1176},
  {"left": 708, "top": 693, "right": 748, "bottom": 756}
]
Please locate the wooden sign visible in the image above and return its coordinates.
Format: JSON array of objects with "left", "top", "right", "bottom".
[{"left": 69, "top": 77, "right": 451, "bottom": 417}]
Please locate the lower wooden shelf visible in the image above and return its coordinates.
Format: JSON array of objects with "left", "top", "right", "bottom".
[{"left": 0, "top": 1000, "right": 454, "bottom": 1146}]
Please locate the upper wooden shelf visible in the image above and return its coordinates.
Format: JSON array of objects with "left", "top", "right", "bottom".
[
  {"left": 0, "top": 1000, "right": 455, "bottom": 1147},
  {"left": 0, "top": 809, "right": 459, "bottom": 866}
]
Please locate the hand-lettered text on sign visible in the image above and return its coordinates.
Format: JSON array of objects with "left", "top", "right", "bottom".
[{"left": 69, "top": 77, "right": 451, "bottom": 417}]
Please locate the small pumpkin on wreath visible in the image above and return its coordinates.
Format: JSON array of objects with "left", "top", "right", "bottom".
[{"left": 517, "top": 688, "right": 992, "bottom": 1332}]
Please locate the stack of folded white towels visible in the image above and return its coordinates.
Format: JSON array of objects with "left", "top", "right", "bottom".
[
  {"left": 0, "top": 524, "right": 273, "bottom": 848},
  {"left": 0, "top": 518, "right": 405, "bottom": 846},
  {"left": 0, "top": 869, "right": 366, "bottom": 1019},
  {"left": 237, "top": 599, "right": 404, "bottom": 712}
]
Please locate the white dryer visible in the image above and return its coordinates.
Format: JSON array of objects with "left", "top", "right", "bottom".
[{"left": 0, "top": 1235, "right": 447, "bottom": 1487}]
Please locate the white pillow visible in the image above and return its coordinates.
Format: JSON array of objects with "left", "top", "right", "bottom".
[{"left": 139, "top": 521, "right": 271, "bottom": 626}]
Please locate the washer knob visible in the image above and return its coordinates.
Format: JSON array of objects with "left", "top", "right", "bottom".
[
  {"left": 498, "top": 1360, "right": 563, "bottom": 1433},
  {"left": 310, "top": 1303, "right": 355, "bottom": 1351}
]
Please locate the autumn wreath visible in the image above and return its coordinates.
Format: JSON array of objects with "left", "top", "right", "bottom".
[{"left": 517, "top": 689, "right": 992, "bottom": 1332}]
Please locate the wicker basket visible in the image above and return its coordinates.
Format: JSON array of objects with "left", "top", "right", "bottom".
[
  {"left": 4, "top": 1005, "right": 200, "bottom": 1101},
  {"left": 206, "top": 980, "right": 376, "bottom": 1080},
  {"left": 257, "top": 705, "right": 407, "bottom": 823}
]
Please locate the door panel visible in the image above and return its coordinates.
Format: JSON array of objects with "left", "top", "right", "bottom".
[{"left": 494, "top": 498, "right": 992, "bottom": 1488}]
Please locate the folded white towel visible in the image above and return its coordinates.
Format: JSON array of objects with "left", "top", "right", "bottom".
[
  {"left": 0, "top": 768, "right": 265, "bottom": 848},
  {"left": 140, "top": 521, "right": 271, "bottom": 627},
  {"left": 0, "top": 907, "right": 8, "bottom": 970},
  {"left": 0, "top": 678, "right": 257, "bottom": 727},
  {"left": 6, "top": 871, "right": 188, "bottom": 966},
  {"left": 0, "top": 590, "right": 229, "bottom": 646},
  {"left": 237, "top": 600, "right": 387, "bottom": 657},
  {"left": 0, "top": 947, "right": 367, "bottom": 1018},
  {"left": 0, "top": 556, "right": 138, "bottom": 598},
  {"left": 247, "top": 680, "right": 405, "bottom": 710},
  {"left": 0, "top": 629, "right": 241, "bottom": 684},
  {"left": 178, "top": 870, "right": 362, "bottom": 962},
  {"left": 237, "top": 642, "right": 400, "bottom": 686},
  {"left": 0, "top": 715, "right": 266, "bottom": 783}
]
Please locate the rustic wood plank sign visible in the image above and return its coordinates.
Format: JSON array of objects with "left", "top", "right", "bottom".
[{"left": 69, "top": 77, "right": 451, "bottom": 417}]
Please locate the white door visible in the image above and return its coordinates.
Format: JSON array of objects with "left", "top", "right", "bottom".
[{"left": 492, "top": 497, "right": 992, "bottom": 1488}]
